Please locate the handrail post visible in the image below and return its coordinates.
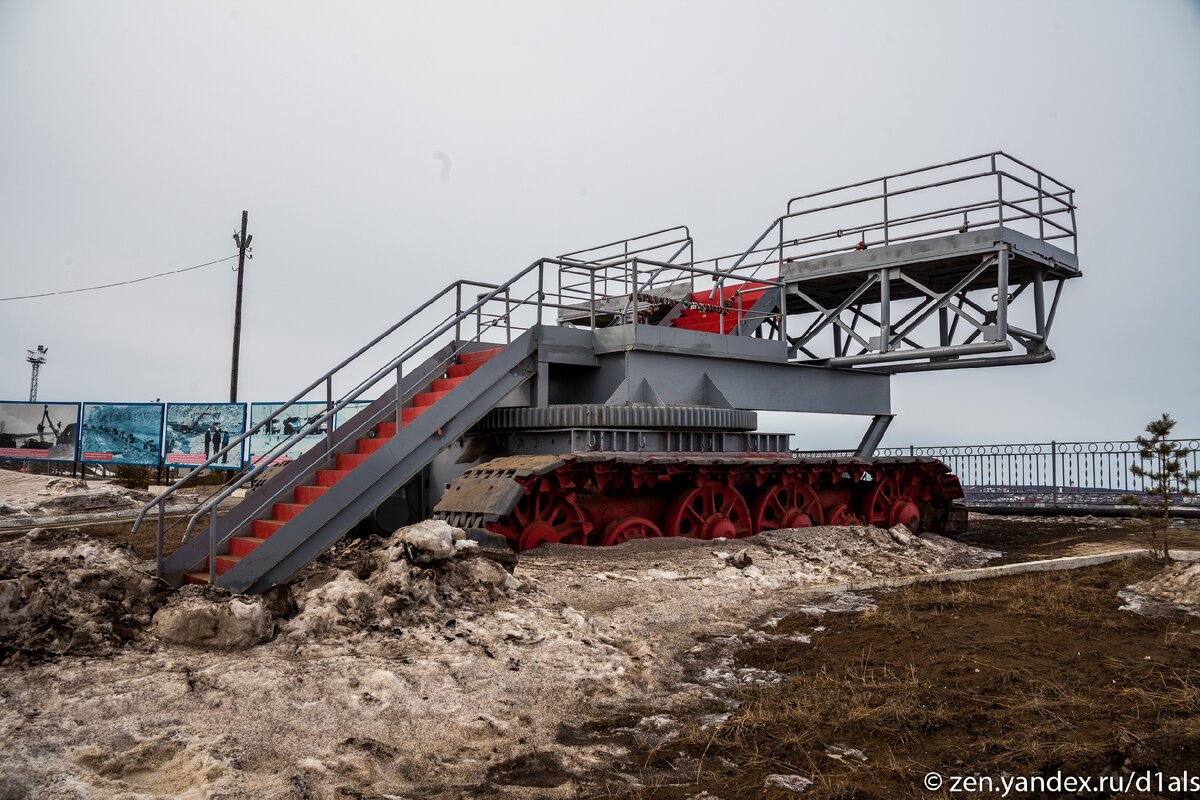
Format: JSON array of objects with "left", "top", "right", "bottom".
[
  {"left": 208, "top": 511, "right": 217, "bottom": 583},
  {"left": 993, "top": 154, "right": 1004, "bottom": 228},
  {"left": 882, "top": 177, "right": 889, "bottom": 245},
  {"left": 156, "top": 502, "right": 164, "bottom": 577},
  {"left": 589, "top": 269, "right": 596, "bottom": 329},
  {"left": 325, "top": 376, "right": 333, "bottom": 456},
  {"left": 631, "top": 259, "right": 639, "bottom": 345},
  {"left": 536, "top": 262, "right": 544, "bottom": 327},
  {"left": 504, "top": 288, "right": 512, "bottom": 343},
  {"left": 454, "top": 283, "right": 462, "bottom": 344},
  {"left": 778, "top": 282, "right": 787, "bottom": 345},
  {"left": 394, "top": 362, "right": 404, "bottom": 430},
  {"left": 1036, "top": 172, "right": 1045, "bottom": 242},
  {"left": 1069, "top": 191, "right": 1077, "bottom": 255}
]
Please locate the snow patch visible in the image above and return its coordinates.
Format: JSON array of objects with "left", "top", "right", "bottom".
[{"left": 1120, "top": 559, "right": 1200, "bottom": 617}]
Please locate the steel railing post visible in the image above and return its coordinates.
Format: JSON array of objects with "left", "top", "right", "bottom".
[
  {"left": 394, "top": 363, "right": 404, "bottom": 430},
  {"left": 1069, "top": 191, "right": 1077, "bottom": 255},
  {"left": 778, "top": 283, "right": 787, "bottom": 344},
  {"left": 993, "top": 154, "right": 1004, "bottom": 228},
  {"left": 536, "top": 263, "right": 544, "bottom": 327},
  {"left": 589, "top": 269, "right": 596, "bottom": 329},
  {"left": 631, "top": 259, "right": 639, "bottom": 345},
  {"left": 325, "top": 376, "right": 333, "bottom": 456},
  {"left": 455, "top": 284, "right": 462, "bottom": 344},
  {"left": 504, "top": 288, "right": 511, "bottom": 343},
  {"left": 1037, "top": 173, "right": 1045, "bottom": 242},
  {"left": 882, "top": 177, "right": 889, "bottom": 245},
  {"left": 208, "top": 512, "right": 217, "bottom": 583},
  {"left": 156, "top": 502, "right": 164, "bottom": 577}
]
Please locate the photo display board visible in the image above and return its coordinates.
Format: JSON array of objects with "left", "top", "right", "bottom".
[
  {"left": 163, "top": 403, "right": 247, "bottom": 469},
  {"left": 249, "top": 402, "right": 332, "bottom": 465},
  {"left": 79, "top": 403, "right": 164, "bottom": 466},
  {"left": 0, "top": 401, "right": 81, "bottom": 462}
]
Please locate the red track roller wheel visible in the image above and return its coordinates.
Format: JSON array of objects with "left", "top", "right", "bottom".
[
  {"left": 598, "top": 516, "right": 662, "bottom": 546},
  {"left": 665, "top": 482, "right": 752, "bottom": 540},
  {"left": 489, "top": 486, "right": 590, "bottom": 551},
  {"left": 860, "top": 472, "right": 923, "bottom": 530},
  {"left": 751, "top": 481, "right": 823, "bottom": 533},
  {"left": 823, "top": 502, "right": 863, "bottom": 526}
]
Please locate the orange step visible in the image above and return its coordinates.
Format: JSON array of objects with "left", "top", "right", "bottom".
[
  {"left": 316, "top": 469, "right": 350, "bottom": 487},
  {"left": 401, "top": 406, "right": 428, "bottom": 426},
  {"left": 252, "top": 519, "right": 286, "bottom": 538},
  {"left": 294, "top": 485, "right": 328, "bottom": 504},
  {"left": 183, "top": 571, "right": 209, "bottom": 586},
  {"left": 215, "top": 554, "right": 242, "bottom": 576},
  {"left": 413, "top": 390, "right": 451, "bottom": 407},
  {"left": 229, "top": 536, "right": 263, "bottom": 557},
  {"left": 458, "top": 347, "right": 503, "bottom": 364},
  {"left": 375, "top": 421, "right": 398, "bottom": 438},
  {"left": 432, "top": 376, "right": 467, "bottom": 393},
  {"left": 272, "top": 502, "right": 307, "bottom": 521},
  {"left": 446, "top": 360, "right": 487, "bottom": 379},
  {"left": 336, "top": 452, "right": 370, "bottom": 470},
  {"left": 356, "top": 436, "right": 391, "bottom": 454}
]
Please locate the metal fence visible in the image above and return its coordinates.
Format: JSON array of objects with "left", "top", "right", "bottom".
[{"left": 800, "top": 438, "right": 1200, "bottom": 508}]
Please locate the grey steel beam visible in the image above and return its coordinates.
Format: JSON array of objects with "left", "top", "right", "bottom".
[
  {"left": 826, "top": 341, "right": 1011, "bottom": 368},
  {"left": 855, "top": 414, "right": 895, "bottom": 457},
  {"left": 885, "top": 350, "right": 1054, "bottom": 373}
]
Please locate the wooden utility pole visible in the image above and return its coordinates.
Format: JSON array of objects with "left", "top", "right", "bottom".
[{"left": 230, "top": 210, "right": 252, "bottom": 402}]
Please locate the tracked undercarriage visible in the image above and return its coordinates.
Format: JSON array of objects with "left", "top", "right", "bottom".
[{"left": 437, "top": 452, "right": 967, "bottom": 551}]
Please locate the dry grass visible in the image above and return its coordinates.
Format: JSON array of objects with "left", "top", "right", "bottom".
[{"left": 611, "top": 559, "right": 1200, "bottom": 800}]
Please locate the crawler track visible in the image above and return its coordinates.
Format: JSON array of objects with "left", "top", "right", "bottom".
[{"left": 435, "top": 453, "right": 966, "bottom": 551}]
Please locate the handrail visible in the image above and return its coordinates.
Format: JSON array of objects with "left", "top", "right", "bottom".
[
  {"left": 166, "top": 257, "right": 567, "bottom": 578},
  {"left": 707, "top": 153, "right": 1077, "bottom": 290},
  {"left": 135, "top": 280, "right": 460, "bottom": 534},
  {"left": 558, "top": 225, "right": 693, "bottom": 264}
]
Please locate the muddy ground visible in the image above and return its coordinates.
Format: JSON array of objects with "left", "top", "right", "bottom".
[{"left": 0, "top": 511, "right": 1197, "bottom": 799}]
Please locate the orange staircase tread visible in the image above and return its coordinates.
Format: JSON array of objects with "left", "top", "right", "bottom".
[
  {"left": 294, "top": 485, "right": 328, "bottom": 503},
  {"left": 183, "top": 571, "right": 210, "bottom": 585},
  {"left": 356, "top": 436, "right": 390, "bottom": 454},
  {"left": 446, "top": 361, "right": 487, "bottom": 379},
  {"left": 215, "top": 553, "right": 243, "bottom": 576},
  {"left": 432, "top": 377, "right": 466, "bottom": 392},
  {"left": 458, "top": 347, "right": 503, "bottom": 364},
  {"left": 316, "top": 469, "right": 351, "bottom": 487},
  {"left": 413, "top": 390, "right": 451, "bottom": 407},
  {"left": 375, "top": 421, "right": 398, "bottom": 438},
  {"left": 273, "top": 502, "right": 307, "bottom": 521},
  {"left": 401, "top": 406, "right": 428, "bottom": 425},
  {"left": 252, "top": 519, "right": 286, "bottom": 538},
  {"left": 230, "top": 536, "right": 263, "bottom": 557},
  {"left": 337, "top": 452, "right": 370, "bottom": 470}
]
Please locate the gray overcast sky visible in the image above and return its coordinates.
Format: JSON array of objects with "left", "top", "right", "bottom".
[{"left": 1, "top": 0, "right": 1198, "bottom": 449}]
